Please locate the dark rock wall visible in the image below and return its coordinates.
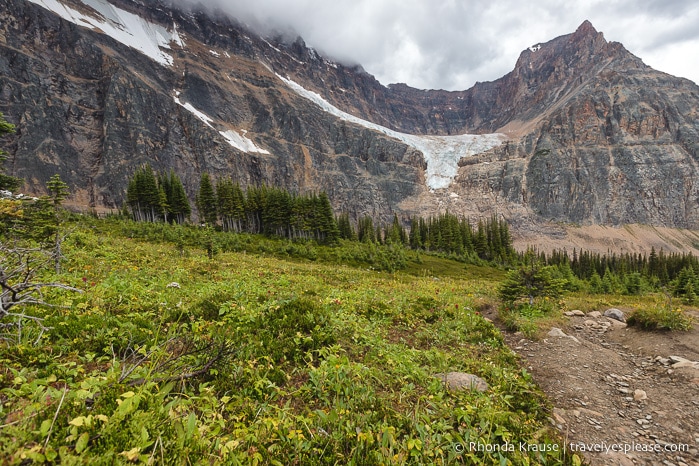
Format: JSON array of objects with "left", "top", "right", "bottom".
[
  {"left": 0, "top": 0, "right": 426, "bottom": 220},
  {"left": 2, "top": 0, "right": 699, "bottom": 228}
]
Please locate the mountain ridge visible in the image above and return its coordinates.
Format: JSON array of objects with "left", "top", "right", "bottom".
[{"left": 2, "top": 0, "right": 699, "bottom": 237}]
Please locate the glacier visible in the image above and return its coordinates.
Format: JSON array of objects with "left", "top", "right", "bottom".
[{"left": 277, "top": 76, "right": 505, "bottom": 190}]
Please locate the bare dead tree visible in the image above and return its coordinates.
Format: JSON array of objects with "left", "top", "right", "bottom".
[
  {"left": 114, "top": 336, "right": 236, "bottom": 387},
  {"left": 0, "top": 243, "right": 82, "bottom": 344}
]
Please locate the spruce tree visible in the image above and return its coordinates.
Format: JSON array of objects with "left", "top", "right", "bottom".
[
  {"left": 46, "top": 174, "right": 69, "bottom": 273},
  {"left": 0, "top": 112, "right": 21, "bottom": 192},
  {"left": 216, "top": 178, "right": 236, "bottom": 231},
  {"left": 337, "top": 213, "right": 357, "bottom": 241},
  {"left": 168, "top": 171, "right": 191, "bottom": 224},
  {"left": 126, "top": 165, "right": 162, "bottom": 222},
  {"left": 231, "top": 183, "right": 246, "bottom": 232},
  {"left": 197, "top": 173, "right": 218, "bottom": 226},
  {"left": 357, "top": 216, "right": 375, "bottom": 243}
]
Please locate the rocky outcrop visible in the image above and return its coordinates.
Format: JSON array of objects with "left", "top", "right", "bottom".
[
  {"left": 0, "top": 0, "right": 426, "bottom": 219},
  {"left": 2, "top": 0, "right": 699, "bottom": 230}
]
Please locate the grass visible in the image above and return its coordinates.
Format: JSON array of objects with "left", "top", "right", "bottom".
[
  {"left": 0, "top": 217, "right": 579, "bottom": 464},
  {"left": 627, "top": 306, "right": 694, "bottom": 331}
]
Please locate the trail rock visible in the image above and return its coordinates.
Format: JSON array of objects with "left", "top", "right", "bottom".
[
  {"left": 633, "top": 389, "right": 647, "bottom": 401},
  {"left": 435, "top": 372, "right": 489, "bottom": 392},
  {"left": 547, "top": 327, "right": 580, "bottom": 343},
  {"left": 604, "top": 308, "right": 626, "bottom": 322},
  {"left": 587, "top": 311, "right": 602, "bottom": 318}
]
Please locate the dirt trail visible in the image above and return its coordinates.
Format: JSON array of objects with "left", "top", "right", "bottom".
[{"left": 483, "top": 307, "right": 699, "bottom": 466}]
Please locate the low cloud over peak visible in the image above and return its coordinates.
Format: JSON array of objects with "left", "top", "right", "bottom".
[{"left": 172, "top": 0, "right": 699, "bottom": 90}]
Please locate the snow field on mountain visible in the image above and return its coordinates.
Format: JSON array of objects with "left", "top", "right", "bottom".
[
  {"left": 27, "top": 0, "right": 183, "bottom": 66},
  {"left": 174, "top": 93, "right": 270, "bottom": 155},
  {"left": 278, "top": 76, "right": 505, "bottom": 190}
]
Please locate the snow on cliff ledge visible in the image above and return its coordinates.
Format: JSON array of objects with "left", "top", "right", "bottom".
[
  {"left": 27, "top": 0, "right": 184, "bottom": 66},
  {"left": 278, "top": 76, "right": 506, "bottom": 190}
]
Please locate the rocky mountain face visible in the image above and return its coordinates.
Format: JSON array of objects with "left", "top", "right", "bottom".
[{"left": 1, "top": 0, "right": 699, "bottom": 231}]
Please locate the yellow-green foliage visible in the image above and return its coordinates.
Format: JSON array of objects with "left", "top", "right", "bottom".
[
  {"left": 0, "top": 217, "right": 577, "bottom": 465},
  {"left": 627, "top": 306, "right": 694, "bottom": 331}
]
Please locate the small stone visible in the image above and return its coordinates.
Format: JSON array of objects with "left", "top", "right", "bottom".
[
  {"left": 587, "top": 311, "right": 602, "bottom": 318},
  {"left": 552, "top": 408, "right": 567, "bottom": 425},
  {"left": 548, "top": 327, "right": 568, "bottom": 338},
  {"left": 435, "top": 372, "right": 488, "bottom": 392},
  {"left": 672, "top": 360, "right": 699, "bottom": 369},
  {"left": 565, "top": 310, "right": 585, "bottom": 316},
  {"left": 634, "top": 389, "right": 648, "bottom": 401},
  {"left": 579, "top": 407, "right": 603, "bottom": 417},
  {"left": 604, "top": 308, "right": 626, "bottom": 322},
  {"left": 166, "top": 282, "right": 181, "bottom": 289},
  {"left": 547, "top": 327, "right": 580, "bottom": 343}
]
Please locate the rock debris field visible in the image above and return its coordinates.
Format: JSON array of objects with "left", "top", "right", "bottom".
[{"left": 486, "top": 307, "right": 699, "bottom": 466}]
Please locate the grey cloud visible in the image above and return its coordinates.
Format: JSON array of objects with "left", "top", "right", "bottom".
[{"left": 170, "top": 0, "right": 699, "bottom": 89}]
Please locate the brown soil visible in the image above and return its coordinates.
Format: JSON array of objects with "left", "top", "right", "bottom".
[{"left": 482, "top": 306, "right": 699, "bottom": 466}]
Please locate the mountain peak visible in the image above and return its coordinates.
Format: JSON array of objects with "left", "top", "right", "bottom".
[{"left": 575, "top": 20, "right": 598, "bottom": 37}]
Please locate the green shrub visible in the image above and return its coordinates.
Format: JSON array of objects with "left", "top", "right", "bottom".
[
  {"left": 249, "top": 297, "right": 336, "bottom": 364},
  {"left": 627, "top": 306, "right": 694, "bottom": 331}
]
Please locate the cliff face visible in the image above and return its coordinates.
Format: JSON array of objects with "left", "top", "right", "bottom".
[
  {"left": 0, "top": 0, "right": 426, "bottom": 218},
  {"left": 2, "top": 0, "right": 699, "bottom": 230},
  {"left": 444, "top": 22, "right": 699, "bottom": 228}
]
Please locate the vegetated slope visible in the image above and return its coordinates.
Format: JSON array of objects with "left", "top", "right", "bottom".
[
  {"left": 2, "top": 0, "right": 699, "bottom": 233},
  {"left": 0, "top": 218, "right": 577, "bottom": 464}
]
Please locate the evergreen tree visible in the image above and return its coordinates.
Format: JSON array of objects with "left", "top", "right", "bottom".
[
  {"left": 216, "top": 178, "right": 236, "bottom": 232},
  {"left": 231, "top": 183, "right": 246, "bottom": 232},
  {"left": 167, "top": 171, "right": 191, "bottom": 224},
  {"left": 387, "top": 214, "right": 407, "bottom": 245},
  {"left": 357, "top": 216, "right": 375, "bottom": 243},
  {"left": 46, "top": 174, "right": 69, "bottom": 273},
  {"left": 408, "top": 217, "right": 422, "bottom": 249},
  {"left": 499, "top": 262, "right": 566, "bottom": 306},
  {"left": 624, "top": 272, "right": 643, "bottom": 295},
  {"left": 0, "top": 112, "right": 21, "bottom": 192},
  {"left": 315, "top": 192, "right": 339, "bottom": 244},
  {"left": 337, "top": 213, "right": 357, "bottom": 241},
  {"left": 126, "top": 165, "right": 162, "bottom": 222},
  {"left": 196, "top": 173, "right": 218, "bottom": 226}
]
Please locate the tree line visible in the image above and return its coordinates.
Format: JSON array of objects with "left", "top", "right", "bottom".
[
  {"left": 534, "top": 246, "right": 699, "bottom": 300},
  {"left": 125, "top": 168, "right": 340, "bottom": 244},
  {"left": 338, "top": 211, "right": 516, "bottom": 263},
  {"left": 123, "top": 166, "right": 519, "bottom": 263}
]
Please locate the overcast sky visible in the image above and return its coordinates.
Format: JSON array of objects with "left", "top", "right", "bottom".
[{"left": 180, "top": 0, "right": 699, "bottom": 90}]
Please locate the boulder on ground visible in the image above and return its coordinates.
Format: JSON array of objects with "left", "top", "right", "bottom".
[
  {"left": 604, "top": 308, "right": 625, "bottom": 322},
  {"left": 435, "top": 372, "right": 488, "bottom": 392}
]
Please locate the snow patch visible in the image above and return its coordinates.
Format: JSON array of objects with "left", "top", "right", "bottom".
[
  {"left": 174, "top": 93, "right": 268, "bottom": 154},
  {"left": 529, "top": 44, "right": 542, "bottom": 52},
  {"left": 219, "top": 130, "right": 270, "bottom": 154},
  {"left": 27, "top": 0, "right": 183, "bottom": 66},
  {"left": 209, "top": 50, "right": 220, "bottom": 57},
  {"left": 174, "top": 95, "right": 213, "bottom": 128},
  {"left": 277, "top": 75, "right": 505, "bottom": 190}
]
